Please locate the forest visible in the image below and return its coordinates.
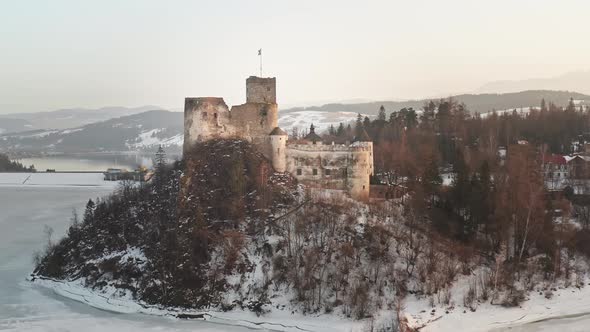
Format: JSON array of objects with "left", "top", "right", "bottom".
[{"left": 0, "top": 153, "right": 35, "bottom": 172}]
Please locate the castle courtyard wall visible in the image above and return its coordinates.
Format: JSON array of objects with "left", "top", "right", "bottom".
[{"left": 285, "top": 142, "right": 373, "bottom": 201}]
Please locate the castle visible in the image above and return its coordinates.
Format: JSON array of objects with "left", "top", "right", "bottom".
[{"left": 183, "top": 76, "right": 374, "bottom": 201}]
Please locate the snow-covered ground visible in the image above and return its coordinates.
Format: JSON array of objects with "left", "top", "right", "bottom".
[
  {"left": 480, "top": 107, "right": 532, "bottom": 119},
  {"left": 0, "top": 173, "right": 119, "bottom": 188},
  {"left": 126, "top": 129, "right": 183, "bottom": 149},
  {"left": 402, "top": 266, "right": 590, "bottom": 332},
  {"left": 278, "top": 110, "right": 363, "bottom": 133}
]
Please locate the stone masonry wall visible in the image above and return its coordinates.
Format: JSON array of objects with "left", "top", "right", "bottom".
[
  {"left": 246, "top": 76, "right": 276, "bottom": 103},
  {"left": 184, "top": 97, "right": 234, "bottom": 153}
]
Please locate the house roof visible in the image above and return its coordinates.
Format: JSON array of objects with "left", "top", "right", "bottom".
[
  {"left": 304, "top": 132, "right": 322, "bottom": 142},
  {"left": 303, "top": 123, "right": 322, "bottom": 142},
  {"left": 269, "top": 127, "right": 288, "bottom": 136},
  {"left": 543, "top": 154, "right": 567, "bottom": 165}
]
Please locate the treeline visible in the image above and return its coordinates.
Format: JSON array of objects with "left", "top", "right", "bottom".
[
  {"left": 322, "top": 98, "right": 590, "bottom": 288},
  {"left": 0, "top": 153, "right": 35, "bottom": 172}
]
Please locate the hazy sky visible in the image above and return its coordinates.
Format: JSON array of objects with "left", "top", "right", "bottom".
[{"left": 1, "top": 0, "right": 589, "bottom": 114}]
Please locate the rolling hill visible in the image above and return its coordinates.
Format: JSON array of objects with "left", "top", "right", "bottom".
[
  {"left": 282, "top": 90, "right": 590, "bottom": 116},
  {"left": 0, "top": 106, "right": 164, "bottom": 133},
  {"left": 0, "top": 110, "right": 183, "bottom": 154}
]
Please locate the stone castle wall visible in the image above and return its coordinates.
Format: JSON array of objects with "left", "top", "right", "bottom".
[
  {"left": 246, "top": 76, "right": 276, "bottom": 103},
  {"left": 183, "top": 76, "right": 374, "bottom": 201},
  {"left": 284, "top": 142, "right": 373, "bottom": 201},
  {"left": 183, "top": 78, "right": 278, "bottom": 158},
  {"left": 183, "top": 97, "right": 234, "bottom": 153}
]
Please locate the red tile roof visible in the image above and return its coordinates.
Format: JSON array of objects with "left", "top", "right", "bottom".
[{"left": 543, "top": 154, "right": 567, "bottom": 165}]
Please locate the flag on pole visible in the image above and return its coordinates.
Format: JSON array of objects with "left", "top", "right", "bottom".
[{"left": 258, "top": 49, "right": 263, "bottom": 77}]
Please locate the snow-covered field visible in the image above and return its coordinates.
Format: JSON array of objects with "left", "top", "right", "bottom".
[
  {"left": 0, "top": 173, "right": 119, "bottom": 188},
  {"left": 278, "top": 110, "right": 363, "bottom": 133},
  {"left": 126, "top": 128, "right": 183, "bottom": 149},
  {"left": 480, "top": 107, "right": 532, "bottom": 118}
]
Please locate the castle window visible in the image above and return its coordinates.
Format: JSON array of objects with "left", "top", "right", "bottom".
[
  {"left": 202, "top": 112, "right": 207, "bottom": 119},
  {"left": 363, "top": 185, "right": 366, "bottom": 190},
  {"left": 214, "top": 113, "right": 218, "bottom": 119},
  {"left": 297, "top": 169, "right": 302, "bottom": 176},
  {"left": 325, "top": 169, "right": 331, "bottom": 176},
  {"left": 313, "top": 169, "right": 318, "bottom": 176}
]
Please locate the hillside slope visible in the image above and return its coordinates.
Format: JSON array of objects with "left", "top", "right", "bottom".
[
  {"left": 283, "top": 90, "right": 590, "bottom": 116},
  {"left": 0, "top": 110, "right": 183, "bottom": 154},
  {"left": 0, "top": 106, "right": 165, "bottom": 132}
]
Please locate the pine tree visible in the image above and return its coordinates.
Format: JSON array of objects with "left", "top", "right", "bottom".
[
  {"left": 153, "top": 145, "right": 168, "bottom": 193},
  {"left": 336, "top": 123, "right": 345, "bottom": 136},
  {"left": 540, "top": 98, "right": 547, "bottom": 111},
  {"left": 328, "top": 124, "right": 336, "bottom": 136},
  {"left": 363, "top": 116, "right": 371, "bottom": 129},
  {"left": 378, "top": 105, "right": 386, "bottom": 122},
  {"left": 405, "top": 108, "right": 417, "bottom": 129},
  {"left": 155, "top": 145, "right": 167, "bottom": 171},
  {"left": 355, "top": 113, "right": 364, "bottom": 138},
  {"left": 567, "top": 97, "right": 576, "bottom": 112},
  {"left": 83, "top": 199, "right": 95, "bottom": 223}
]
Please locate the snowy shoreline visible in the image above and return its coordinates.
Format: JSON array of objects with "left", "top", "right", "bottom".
[
  {"left": 27, "top": 265, "right": 590, "bottom": 332},
  {"left": 28, "top": 275, "right": 367, "bottom": 332},
  {"left": 403, "top": 274, "right": 590, "bottom": 332}
]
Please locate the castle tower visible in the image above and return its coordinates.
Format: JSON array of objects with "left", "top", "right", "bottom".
[
  {"left": 246, "top": 76, "right": 276, "bottom": 103},
  {"left": 231, "top": 76, "right": 279, "bottom": 159},
  {"left": 348, "top": 130, "right": 373, "bottom": 202},
  {"left": 269, "top": 127, "right": 288, "bottom": 172}
]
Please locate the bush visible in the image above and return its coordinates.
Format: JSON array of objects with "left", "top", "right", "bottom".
[{"left": 501, "top": 290, "right": 525, "bottom": 307}]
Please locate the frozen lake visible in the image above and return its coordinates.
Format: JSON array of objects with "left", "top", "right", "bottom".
[
  {"left": 17, "top": 154, "right": 154, "bottom": 172},
  {"left": 0, "top": 185, "right": 250, "bottom": 331}
]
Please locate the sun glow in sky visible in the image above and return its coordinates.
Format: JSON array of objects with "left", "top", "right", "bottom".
[{"left": 1, "top": 0, "right": 589, "bottom": 113}]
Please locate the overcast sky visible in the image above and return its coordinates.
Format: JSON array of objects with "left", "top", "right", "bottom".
[{"left": 1, "top": 0, "right": 589, "bottom": 114}]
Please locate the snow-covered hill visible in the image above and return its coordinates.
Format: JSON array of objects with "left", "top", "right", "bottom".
[
  {"left": 0, "top": 110, "right": 183, "bottom": 154},
  {"left": 278, "top": 110, "right": 362, "bottom": 133},
  {"left": 0, "top": 106, "right": 165, "bottom": 133}
]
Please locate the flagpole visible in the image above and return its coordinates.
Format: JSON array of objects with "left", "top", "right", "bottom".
[{"left": 259, "top": 49, "right": 263, "bottom": 77}]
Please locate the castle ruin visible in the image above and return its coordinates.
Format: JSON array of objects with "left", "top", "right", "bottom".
[{"left": 183, "top": 76, "right": 374, "bottom": 201}]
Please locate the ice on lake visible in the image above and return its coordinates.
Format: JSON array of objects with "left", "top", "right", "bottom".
[{"left": 0, "top": 185, "right": 249, "bottom": 331}]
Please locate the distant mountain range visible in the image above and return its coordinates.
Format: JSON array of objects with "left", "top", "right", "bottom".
[
  {"left": 0, "top": 110, "right": 183, "bottom": 154},
  {"left": 282, "top": 90, "right": 590, "bottom": 116},
  {"left": 476, "top": 71, "right": 590, "bottom": 95},
  {"left": 2, "top": 89, "right": 590, "bottom": 155},
  {"left": 0, "top": 106, "right": 164, "bottom": 134}
]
